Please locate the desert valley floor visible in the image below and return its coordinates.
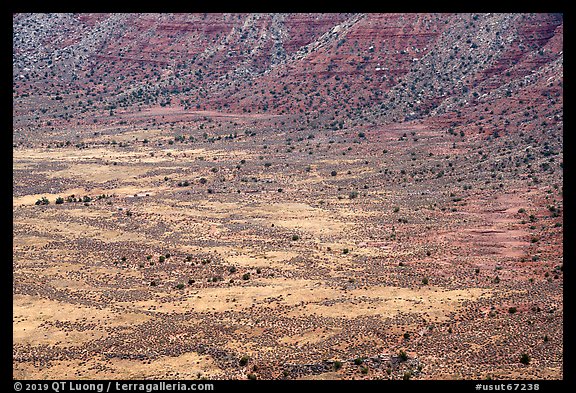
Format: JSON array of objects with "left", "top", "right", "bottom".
[{"left": 13, "top": 110, "right": 563, "bottom": 380}]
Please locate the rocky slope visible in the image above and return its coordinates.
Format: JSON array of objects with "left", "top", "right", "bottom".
[{"left": 13, "top": 13, "right": 562, "bottom": 139}]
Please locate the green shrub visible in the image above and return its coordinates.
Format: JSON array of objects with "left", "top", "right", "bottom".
[
  {"left": 35, "top": 196, "right": 50, "bottom": 205},
  {"left": 520, "top": 353, "right": 530, "bottom": 365},
  {"left": 239, "top": 355, "right": 250, "bottom": 366},
  {"left": 398, "top": 350, "right": 408, "bottom": 361}
]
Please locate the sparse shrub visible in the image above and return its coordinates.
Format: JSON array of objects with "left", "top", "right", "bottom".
[
  {"left": 55, "top": 197, "right": 64, "bottom": 204},
  {"left": 176, "top": 283, "right": 185, "bottom": 290},
  {"left": 403, "top": 332, "right": 410, "bottom": 340},
  {"left": 343, "top": 248, "right": 349, "bottom": 254},
  {"left": 229, "top": 266, "right": 237, "bottom": 273},
  {"left": 331, "top": 170, "right": 337, "bottom": 176},
  {"left": 35, "top": 196, "right": 50, "bottom": 205},
  {"left": 361, "top": 366, "right": 369, "bottom": 374},
  {"left": 354, "top": 357, "right": 363, "bottom": 365},
  {"left": 520, "top": 353, "right": 530, "bottom": 365},
  {"left": 509, "top": 307, "right": 517, "bottom": 314},
  {"left": 247, "top": 373, "right": 257, "bottom": 380},
  {"left": 292, "top": 234, "right": 300, "bottom": 241},
  {"left": 349, "top": 191, "right": 358, "bottom": 199},
  {"left": 239, "top": 355, "right": 250, "bottom": 366},
  {"left": 159, "top": 255, "right": 165, "bottom": 263},
  {"left": 402, "top": 371, "right": 412, "bottom": 380},
  {"left": 333, "top": 361, "right": 343, "bottom": 371},
  {"left": 422, "top": 277, "right": 429, "bottom": 285},
  {"left": 242, "top": 273, "right": 250, "bottom": 280},
  {"left": 398, "top": 350, "right": 408, "bottom": 361},
  {"left": 199, "top": 177, "right": 207, "bottom": 184}
]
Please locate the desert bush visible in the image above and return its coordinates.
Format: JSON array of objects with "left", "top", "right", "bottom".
[
  {"left": 35, "top": 196, "right": 50, "bottom": 205},
  {"left": 399, "top": 350, "right": 408, "bottom": 361},
  {"left": 520, "top": 353, "right": 530, "bottom": 365},
  {"left": 239, "top": 355, "right": 250, "bottom": 366}
]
